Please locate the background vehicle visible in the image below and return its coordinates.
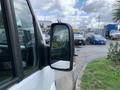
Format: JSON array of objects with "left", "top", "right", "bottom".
[
  {"left": 42, "top": 32, "right": 50, "bottom": 45},
  {"left": 104, "top": 24, "right": 118, "bottom": 38},
  {"left": 74, "top": 32, "right": 86, "bottom": 45},
  {"left": 86, "top": 34, "right": 107, "bottom": 45},
  {"left": 109, "top": 31, "right": 120, "bottom": 40},
  {"left": 0, "top": 0, "right": 74, "bottom": 90},
  {"left": 39, "top": 20, "right": 52, "bottom": 45}
]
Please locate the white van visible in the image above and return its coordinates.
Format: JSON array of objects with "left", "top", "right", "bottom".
[{"left": 0, "top": 0, "right": 74, "bottom": 90}]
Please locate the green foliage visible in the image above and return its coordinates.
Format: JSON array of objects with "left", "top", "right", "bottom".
[
  {"left": 107, "top": 42, "right": 120, "bottom": 65},
  {"left": 113, "top": 0, "right": 120, "bottom": 22},
  {"left": 81, "top": 58, "right": 120, "bottom": 90}
]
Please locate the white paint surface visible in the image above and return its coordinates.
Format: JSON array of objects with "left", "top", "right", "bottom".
[{"left": 8, "top": 66, "right": 56, "bottom": 90}]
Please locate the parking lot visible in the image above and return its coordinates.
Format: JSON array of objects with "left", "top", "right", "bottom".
[{"left": 55, "top": 40, "right": 119, "bottom": 90}]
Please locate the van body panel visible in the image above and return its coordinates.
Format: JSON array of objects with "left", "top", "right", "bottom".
[{"left": 8, "top": 66, "right": 55, "bottom": 90}]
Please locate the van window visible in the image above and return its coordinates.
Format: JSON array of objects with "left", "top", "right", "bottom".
[
  {"left": 0, "top": 1, "right": 14, "bottom": 85},
  {"left": 13, "top": 0, "right": 37, "bottom": 75}
]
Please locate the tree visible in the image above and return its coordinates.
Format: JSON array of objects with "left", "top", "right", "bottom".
[{"left": 113, "top": 0, "right": 120, "bottom": 23}]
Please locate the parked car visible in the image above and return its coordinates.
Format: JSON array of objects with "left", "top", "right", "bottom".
[
  {"left": 74, "top": 32, "right": 86, "bottom": 45},
  {"left": 110, "top": 31, "right": 120, "bottom": 40},
  {"left": 86, "top": 34, "right": 107, "bottom": 45}
]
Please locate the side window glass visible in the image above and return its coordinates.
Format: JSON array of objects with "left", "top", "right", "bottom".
[
  {"left": 13, "top": 0, "right": 37, "bottom": 75},
  {"left": 0, "top": 2, "right": 14, "bottom": 85}
]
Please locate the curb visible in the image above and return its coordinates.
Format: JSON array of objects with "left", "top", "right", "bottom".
[
  {"left": 75, "top": 55, "right": 106, "bottom": 90},
  {"left": 75, "top": 64, "right": 86, "bottom": 90}
]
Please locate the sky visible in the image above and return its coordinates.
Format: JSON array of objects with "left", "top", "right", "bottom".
[{"left": 30, "top": 0, "right": 116, "bottom": 29}]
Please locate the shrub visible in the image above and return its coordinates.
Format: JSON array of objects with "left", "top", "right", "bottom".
[{"left": 107, "top": 42, "right": 120, "bottom": 65}]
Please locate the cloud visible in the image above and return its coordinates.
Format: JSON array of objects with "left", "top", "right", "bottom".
[
  {"left": 55, "top": 0, "right": 77, "bottom": 16},
  {"left": 30, "top": 0, "right": 116, "bottom": 29},
  {"left": 83, "top": 0, "right": 106, "bottom": 13},
  {"left": 30, "top": 0, "right": 80, "bottom": 16},
  {"left": 83, "top": 0, "right": 115, "bottom": 12},
  {"left": 82, "top": 0, "right": 116, "bottom": 22},
  {"left": 30, "top": 0, "right": 86, "bottom": 28},
  {"left": 30, "top": 0, "right": 55, "bottom": 10},
  {"left": 37, "top": 15, "right": 90, "bottom": 29}
]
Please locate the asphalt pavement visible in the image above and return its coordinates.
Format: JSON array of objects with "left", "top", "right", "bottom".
[{"left": 55, "top": 40, "right": 116, "bottom": 90}]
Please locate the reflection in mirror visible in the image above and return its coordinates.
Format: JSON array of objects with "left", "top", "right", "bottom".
[
  {"left": 50, "top": 24, "right": 70, "bottom": 69},
  {"left": 51, "top": 61, "right": 70, "bottom": 69}
]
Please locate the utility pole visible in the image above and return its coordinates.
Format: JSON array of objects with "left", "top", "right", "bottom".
[{"left": 98, "top": 15, "right": 101, "bottom": 34}]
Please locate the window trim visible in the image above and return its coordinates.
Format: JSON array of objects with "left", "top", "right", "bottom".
[
  {"left": 0, "top": 0, "right": 23, "bottom": 89},
  {"left": 26, "top": 0, "right": 42, "bottom": 68},
  {"left": 4, "top": 0, "right": 24, "bottom": 79},
  {"left": 11, "top": 0, "right": 40, "bottom": 75},
  {"left": 27, "top": 0, "right": 50, "bottom": 69}
]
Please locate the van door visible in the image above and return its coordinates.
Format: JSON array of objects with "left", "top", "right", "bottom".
[
  {"left": 0, "top": 0, "right": 56, "bottom": 90},
  {"left": 9, "top": 0, "right": 56, "bottom": 90}
]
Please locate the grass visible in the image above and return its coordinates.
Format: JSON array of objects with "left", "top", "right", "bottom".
[{"left": 80, "top": 58, "right": 120, "bottom": 90}]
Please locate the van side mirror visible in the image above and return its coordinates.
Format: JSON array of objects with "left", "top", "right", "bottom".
[{"left": 50, "top": 23, "right": 74, "bottom": 71}]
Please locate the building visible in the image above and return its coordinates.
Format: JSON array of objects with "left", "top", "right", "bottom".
[{"left": 39, "top": 20, "right": 52, "bottom": 32}]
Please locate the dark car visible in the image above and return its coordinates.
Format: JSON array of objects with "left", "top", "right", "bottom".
[{"left": 86, "top": 34, "right": 107, "bottom": 45}]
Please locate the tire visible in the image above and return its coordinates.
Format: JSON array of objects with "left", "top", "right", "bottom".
[
  {"left": 110, "top": 36, "right": 114, "bottom": 40},
  {"left": 81, "top": 40, "right": 85, "bottom": 45},
  {"left": 83, "top": 41, "right": 86, "bottom": 45}
]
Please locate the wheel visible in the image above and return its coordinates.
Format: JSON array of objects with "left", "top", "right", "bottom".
[
  {"left": 110, "top": 36, "right": 114, "bottom": 40},
  {"left": 82, "top": 41, "right": 86, "bottom": 45}
]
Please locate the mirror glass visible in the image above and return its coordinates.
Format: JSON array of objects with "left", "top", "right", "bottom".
[{"left": 50, "top": 25, "right": 70, "bottom": 69}]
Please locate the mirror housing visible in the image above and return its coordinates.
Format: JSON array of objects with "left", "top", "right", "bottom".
[{"left": 50, "top": 23, "right": 74, "bottom": 71}]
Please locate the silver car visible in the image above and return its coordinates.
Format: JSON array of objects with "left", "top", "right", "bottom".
[
  {"left": 110, "top": 31, "right": 120, "bottom": 39},
  {"left": 74, "top": 32, "right": 86, "bottom": 45}
]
